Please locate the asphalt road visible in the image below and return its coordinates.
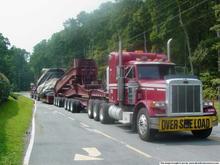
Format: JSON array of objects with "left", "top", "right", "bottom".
[{"left": 22, "top": 93, "right": 220, "bottom": 165}]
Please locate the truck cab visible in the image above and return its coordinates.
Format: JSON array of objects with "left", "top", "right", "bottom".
[{"left": 106, "top": 51, "right": 218, "bottom": 141}]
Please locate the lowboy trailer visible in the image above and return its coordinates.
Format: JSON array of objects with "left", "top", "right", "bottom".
[{"left": 53, "top": 50, "right": 218, "bottom": 141}]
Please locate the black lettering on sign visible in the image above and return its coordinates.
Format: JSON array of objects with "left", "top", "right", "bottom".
[
  {"left": 161, "top": 120, "right": 167, "bottom": 130},
  {"left": 206, "top": 119, "right": 210, "bottom": 128},
  {"left": 179, "top": 119, "right": 184, "bottom": 129},
  {"left": 173, "top": 120, "right": 178, "bottom": 129},
  {"left": 194, "top": 118, "right": 210, "bottom": 129},
  {"left": 170, "top": 120, "right": 174, "bottom": 129}
]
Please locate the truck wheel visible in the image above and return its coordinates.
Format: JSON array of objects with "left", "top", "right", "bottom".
[
  {"left": 99, "top": 103, "right": 114, "bottom": 124},
  {"left": 57, "top": 97, "right": 60, "bottom": 107},
  {"left": 137, "top": 108, "right": 156, "bottom": 141},
  {"left": 67, "top": 99, "right": 71, "bottom": 111},
  {"left": 64, "top": 99, "right": 68, "bottom": 110},
  {"left": 69, "top": 100, "right": 74, "bottom": 112},
  {"left": 71, "top": 100, "right": 78, "bottom": 113},
  {"left": 61, "top": 98, "right": 65, "bottom": 107},
  {"left": 93, "top": 100, "right": 102, "bottom": 121},
  {"left": 192, "top": 128, "right": 212, "bottom": 138},
  {"left": 75, "top": 101, "right": 81, "bottom": 113},
  {"left": 54, "top": 97, "right": 56, "bottom": 105},
  {"left": 88, "top": 99, "right": 95, "bottom": 119}
]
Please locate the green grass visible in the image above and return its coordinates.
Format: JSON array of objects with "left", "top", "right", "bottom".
[
  {"left": 215, "top": 101, "right": 220, "bottom": 122},
  {"left": 0, "top": 95, "right": 33, "bottom": 165}
]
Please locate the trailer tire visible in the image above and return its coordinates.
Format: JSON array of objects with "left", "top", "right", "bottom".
[
  {"left": 67, "top": 99, "right": 71, "bottom": 111},
  {"left": 36, "top": 95, "right": 40, "bottom": 101},
  {"left": 192, "top": 128, "right": 212, "bottom": 139},
  {"left": 93, "top": 100, "right": 104, "bottom": 121},
  {"left": 71, "top": 100, "right": 76, "bottom": 113},
  {"left": 99, "top": 103, "right": 114, "bottom": 124},
  {"left": 74, "top": 101, "right": 81, "bottom": 113},
  {"left": 54, "top": 97, "right": 56, "bottom": 105},
  {"left": 64, "top": 99, "right": 68, "bottom": 110},
  {"left": 57, "top": 97, "right": 60, "bottom": 107},
  {"left": 88, "top": 99, "right": 95, "bottom": 119},
  {"left": 137, "top": 108, "right": 156, "bottom": 141},
  {"left": 56, "top": 97, "right": 58, "bottom": 106}
]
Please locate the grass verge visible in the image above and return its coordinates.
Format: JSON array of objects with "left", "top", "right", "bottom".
[{"left": 0, "top": 95, "right": 33, "bottom": 165}]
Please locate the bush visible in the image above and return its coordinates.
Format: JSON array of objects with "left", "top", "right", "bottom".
[
  {"left": 200, "top": 72, "right": 220, "bottom": 100},
  {"left": 0, "top": 72, "right": 10, "bottom": 103}
]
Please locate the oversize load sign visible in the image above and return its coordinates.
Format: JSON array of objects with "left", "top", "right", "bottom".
[{"left": 159, "top": 116, "right": 212, "bottom": 132}]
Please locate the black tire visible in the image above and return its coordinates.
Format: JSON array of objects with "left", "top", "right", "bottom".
[
  {"left": 53, "top": 97, "right": 56, "bottom": 105},
  {"left": 99, "top": 103, "right": 114, "bottom": 124},
  {"left": 71, "top": 100, "right": 76, "bottom": 113},
  {"left": 75, "top": 101, "right": 81, "bottom": 113},
  {"left": 36, "top": 95, "right": 40, "bottom": 101},
  {"left": 59, "top": 98, "right": 64, "bottom": 107},
  {"left": 69, "top": 100, "right": 74, "bottom": 112},
  {"left": 192, "top": 128, "right": 212, "bottom": 139},
  {"left": 88, "top": 99, "right": 95, "bottom": 119},
  {"left": 57, "top": 97, "right": 60, "bottom": 107},
  {"left": 67, "top": 99, "right": 71, "bottom": 111},
  {"left": 137, "top": 108, "right": 157, "bottom": 141},
  {"left": 93, "top": 100, "right": 102, "bottom": 121},
  {"left": 64, "top": 99, "right": 68, "bottom": 110}
]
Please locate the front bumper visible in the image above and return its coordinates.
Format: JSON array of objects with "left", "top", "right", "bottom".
[{"left": 150, "top": 115, "right": 218, "bottom": 131}]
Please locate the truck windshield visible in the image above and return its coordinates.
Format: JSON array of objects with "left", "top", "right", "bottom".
[{"left": 137, "top": 64, "right": 175, "bottom": 80}]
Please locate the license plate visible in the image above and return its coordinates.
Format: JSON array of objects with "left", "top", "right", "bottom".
[{"left": 159, "top": 116, "right": 212, "bottom": 132}]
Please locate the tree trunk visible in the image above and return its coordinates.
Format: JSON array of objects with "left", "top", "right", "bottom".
[{"left": 177, "top": 1, "right": 194, "bottom": 74}]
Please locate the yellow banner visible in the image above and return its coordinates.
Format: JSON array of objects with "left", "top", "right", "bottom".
[{"left": 159, "top": 116, "right": 212, "bottom": 132}]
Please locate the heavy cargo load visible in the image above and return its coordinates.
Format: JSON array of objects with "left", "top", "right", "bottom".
[{"left": 31, "top": 68, "right": 65, "bottom": 103}]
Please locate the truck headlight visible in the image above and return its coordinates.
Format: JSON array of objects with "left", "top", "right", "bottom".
[
  {"left": 203, "top": 101, "right": 213, "bottom": 107},
  {"left": 151, "top": 101, "right": 166, "bottom": 109}
]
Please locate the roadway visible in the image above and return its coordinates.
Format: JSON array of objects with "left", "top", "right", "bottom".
[{"left": 22, "top": 93, "right": 220, "bottom": 165}]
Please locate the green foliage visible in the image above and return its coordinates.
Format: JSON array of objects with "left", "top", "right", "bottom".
[
  {"left": 200, "top": 72, "right": 220, "bottom": 99},
  {"left": 0, "top": 95, "right": 33, "bottom": 165},
  {"left": 210, "top": 4, "right": 220, "bottom": 50},
  {"left": 29, "top": 0, "right": 219, "bottom": 84},
  {"left": 0, "top": 73, "right": 10, "bottom": 103},
  {"left": 0, "top": 33, "right": 33, "bottom": 91}
]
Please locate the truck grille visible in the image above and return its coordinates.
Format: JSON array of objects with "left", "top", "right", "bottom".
[{"left": 171, "top": 85, "right": 201, "bottom": 113}]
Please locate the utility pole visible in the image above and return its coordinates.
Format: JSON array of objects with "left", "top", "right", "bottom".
[
  {"left": 177, "top": 0, "right": 194, "bottom": 75},
  {"left": 217, "top": 31, "right": 220, "bottom": 72},
  {"left": 144, "top": 32, "right": 147, "bottom": 52}
]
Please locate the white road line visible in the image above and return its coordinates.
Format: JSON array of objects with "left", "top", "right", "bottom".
[
  {"left": 56, "top": 112, "right": 65, "bottom": 116},
  {"left": 93, "top": 129, "right": 119, "bottom": 142},
  {"left": 83, "top": 147, "right": 101, "bottom": 157},
  {"left": 80, "top": 122, "right": 90, "bottom": 128},
  {"left": 68, "top": 117, "right": 75, "bottom": 121},
  {"left": 125, "top": 144, "right": 152, "bottom": 158},
  {"left": 82, "top": 127, "right": 152, "bottom": 159},
  {"left": 23, "top": 101, "right": 37, "bottom": 165}
]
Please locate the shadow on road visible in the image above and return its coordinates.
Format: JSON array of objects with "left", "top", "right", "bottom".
[
  {"left": 114, "top": 122, "right": 220, "bottom": 145},
  {"left": 151, "top": 132, "right": 220, "bottom": 146}
]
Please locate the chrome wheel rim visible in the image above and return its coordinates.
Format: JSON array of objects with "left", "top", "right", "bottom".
[
  {"left": 138, "top": 114, "right": 148, "bottom": 136},
  {"left": 88, "top": 109, "right": 91, "bottom": 115},
  {"left": 94, "top": 111, "right": 97, "bottom": 118}
]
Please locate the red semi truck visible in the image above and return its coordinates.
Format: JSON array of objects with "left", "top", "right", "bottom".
[{"left": 53, "top": 48, "right": 218, "bottom": 141}]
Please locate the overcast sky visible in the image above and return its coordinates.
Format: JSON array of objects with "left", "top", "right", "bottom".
[{"left": 0, "top": 0, "right": 112, "bottom": 53}]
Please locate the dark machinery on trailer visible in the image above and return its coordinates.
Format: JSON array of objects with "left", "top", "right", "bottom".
[{"left": 53, "top": 59, "right": 104, "bottom": 112}]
